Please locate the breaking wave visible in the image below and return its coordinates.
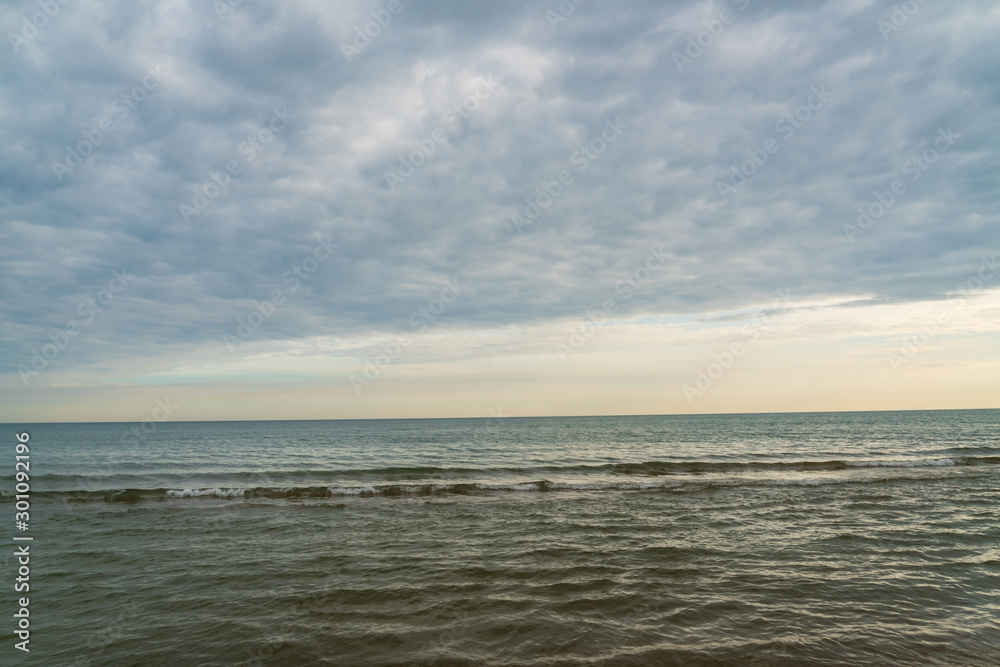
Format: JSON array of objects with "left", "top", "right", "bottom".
[{"left": 6, "top": 457, "right": 997, "bottom": 503}]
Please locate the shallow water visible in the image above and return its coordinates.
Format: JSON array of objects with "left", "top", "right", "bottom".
[{"left": 9, "top": 410, "right": 1000, "bottom": 665}]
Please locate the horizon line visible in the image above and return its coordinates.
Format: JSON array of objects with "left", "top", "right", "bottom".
[{"left": 3, "top": 406, "right": 997, "bottom": 425}]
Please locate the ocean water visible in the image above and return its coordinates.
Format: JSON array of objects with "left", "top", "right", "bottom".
[{"left": 7, "top": 410, "right": 1000, "bottom": 665}]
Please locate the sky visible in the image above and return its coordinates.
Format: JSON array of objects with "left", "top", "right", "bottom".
[{"left": 1, "top": 0, "right": 998, "bottom": 423}]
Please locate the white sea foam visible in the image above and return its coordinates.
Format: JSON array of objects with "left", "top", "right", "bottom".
[
  {"left": 480, "top": 482, "right": 544, "bottom": 492},
  {"left": 147, "top": 462, "right": 988, "bottom": 500},
  {"left": 850, "top": 458, "right": 955, "bottom": 468},
  {"left": 547, "top": 481, "right": 670, "bottom": 491},
  {"left": 166, "top": 488, "right": 247, "bottom": 498},
  {"left": 327, "top": 485, "right": 377, "bottom": 496}
]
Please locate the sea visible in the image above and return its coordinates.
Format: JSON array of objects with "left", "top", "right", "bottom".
[{"left": 6, "top": 409, "right": 1000, "bottom": 666}]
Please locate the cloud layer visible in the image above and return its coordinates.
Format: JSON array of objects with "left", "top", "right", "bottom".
[{"left": 1, "top": 0, "right": 998, "bottom": 419}]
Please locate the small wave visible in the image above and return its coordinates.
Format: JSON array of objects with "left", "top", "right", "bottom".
[
  {"left": 10, "top": 458, "right": 999, "bottom": 488},
  {"left": 165, "top": 488, "right": 248, "bottom": 498},
  {"left": 13, "top": 467, "right": 997, "bottom": 504},
  {"left": 610, "top": 457, "right": 1000, "bottom": 475},
  {"left": 327, "top": 486, "right": 377, "bottom": 496},
  {"left": 849, "top": 458, "right": 955, "bottom": 467},
  {"left": 941, "top": 446, "right": 1000, "bottom": 453}
]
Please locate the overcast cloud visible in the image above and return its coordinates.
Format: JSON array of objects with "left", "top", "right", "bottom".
[{"left": 1, "top": 0, "right": 998, "bottom": 417}]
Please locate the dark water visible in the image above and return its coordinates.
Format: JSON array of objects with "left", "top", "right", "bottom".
[{"left": 6, "top": 410, "right": 1000, "bottom": 665}]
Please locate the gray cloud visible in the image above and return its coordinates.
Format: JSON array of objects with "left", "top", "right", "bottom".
[{"left": 1, "top": 0, "right": 998, "bottom": 385}]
